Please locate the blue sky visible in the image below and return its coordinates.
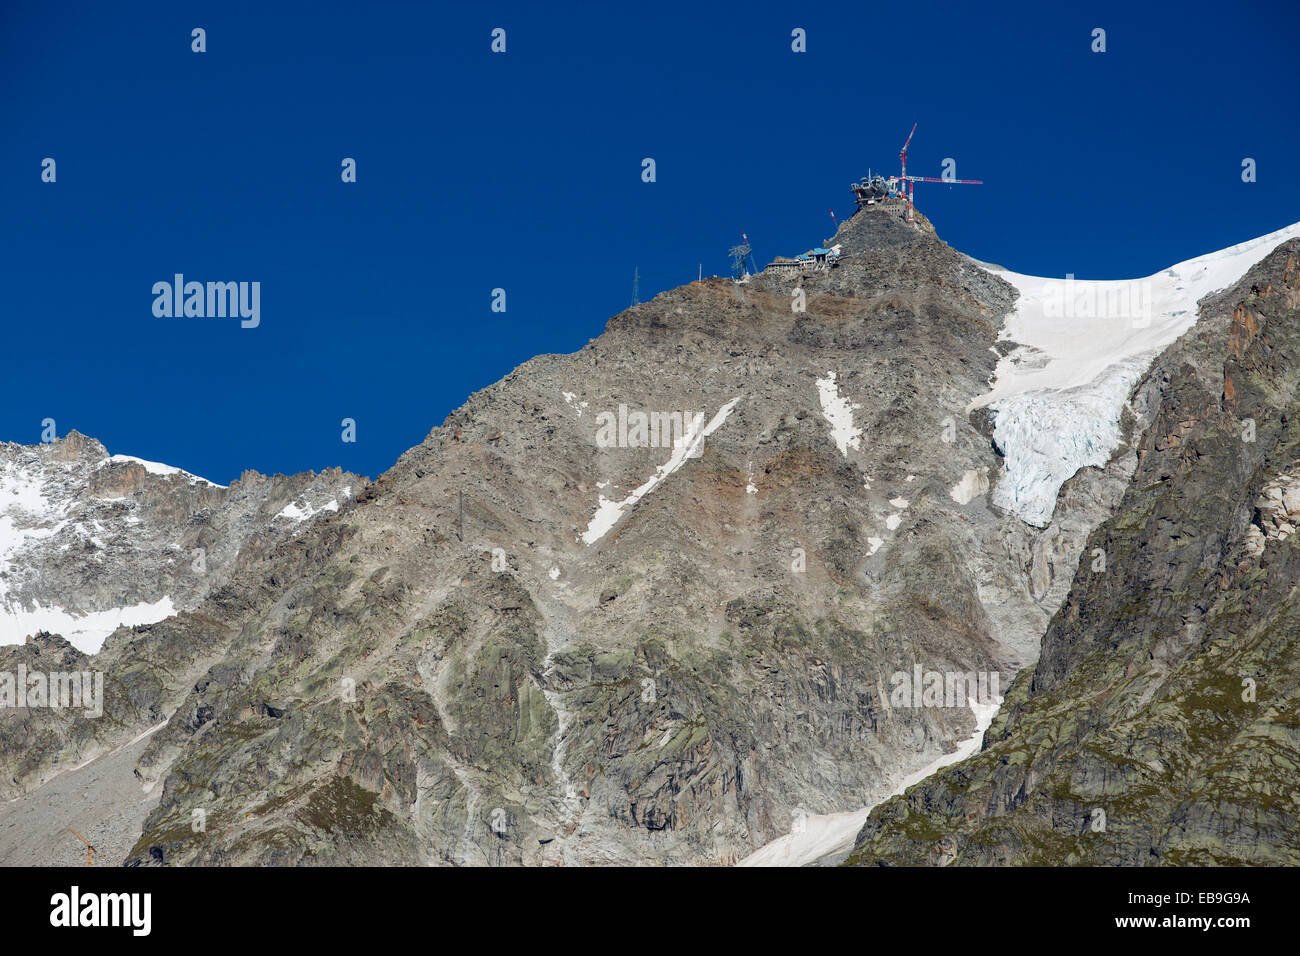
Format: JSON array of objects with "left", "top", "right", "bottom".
[{"left": 3, "top": 0, "right": 1297, "bottom": 483}]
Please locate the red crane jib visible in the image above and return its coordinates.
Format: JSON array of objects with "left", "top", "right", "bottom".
[{"left": 899, "top": 123, "right": 917, "bottom": 158}]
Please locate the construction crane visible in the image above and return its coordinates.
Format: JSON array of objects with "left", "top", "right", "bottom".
[
  {"left": 850, "top": 125, "right": 982, "bottom": 221},
  {"left": 897, "top": 123, "right": 981, "bottom": 224},
  {"left": 898, "top": 123, "right": 917, "bottom": 185},
  {"left": 67, "top": 826, "right": 95, "bottom": 866}
]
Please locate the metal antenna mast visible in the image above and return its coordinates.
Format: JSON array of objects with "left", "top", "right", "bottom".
[
  {"left": 728, "top": 243, "right": 749, "bottom": 279},
  {"left": 729, "top": 232, "right": 756, "bottom": 280},
  {"left": 631, "top": 267, "right": 639, "bottom": 307}
]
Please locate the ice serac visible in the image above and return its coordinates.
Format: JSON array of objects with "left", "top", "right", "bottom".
[{"left": 971, "top": 222, "right": 1300, "bottom": 527}]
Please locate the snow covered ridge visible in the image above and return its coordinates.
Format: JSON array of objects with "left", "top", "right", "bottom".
[
  {"left": 0, "top": 451, "right": 184, "bottom": 652},
  {"left": 108, "top": 454, "right": 225, "bottom": 489},
  {"left": 3, "top": 435, "right": 357, "bottom": 656},
  {"left": 0, "top": 447, "right": 204, "bottom": 653},
  {"left": 0, "top": 446, "right": 221, "bottom": 602},
  {"left": 971, "top": 221, "right": 1300, "bottom": 528}
]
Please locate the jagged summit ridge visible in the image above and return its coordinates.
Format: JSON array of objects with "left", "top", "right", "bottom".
[{"left": 0, "top": 431, "right": 361, "bottom": 652}]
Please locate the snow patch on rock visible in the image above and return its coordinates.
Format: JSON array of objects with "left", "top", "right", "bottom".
[
  {"left": 949, "top": 467, "right": 990, "bottom": 505},
  {"left": 815, "top": 373, "right": 861, "bottom": 456},
  {"left": 561, "top": 391, "right": 588, "bottom": 417},
  {"left": 580, "top": 397, "right": 742, "bottom": 546},
  {"left": 277, "top": 496, "right": 339, "bottom": 523},
  {"left": 275, "top": 486, "right": 350, "bottom": 525},
  {"left": 108, "top": 455, "right": 224, "bottom": 488}
]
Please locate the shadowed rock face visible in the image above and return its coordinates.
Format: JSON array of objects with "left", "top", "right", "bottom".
[
  {"left": 847, "top": 241, "right": 1300, "bottom": 867},
  {"left": 0, "top": 207, "right": 1186, "bottom": 866}
]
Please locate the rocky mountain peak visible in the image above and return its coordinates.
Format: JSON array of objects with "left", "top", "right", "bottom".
[
  {"left": 40, "top": 430, "right": 107, "bottom": 464},
  {"left": 1, "top": 435, "right": 363, "bottom": 654},
  {"left": 4, "top": 214, "right": 1299, "bottom": 869}
]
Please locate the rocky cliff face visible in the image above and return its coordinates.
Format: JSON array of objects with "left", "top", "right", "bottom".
[
  {"left": 0, "top": 434, "right": 361, "bottom": 797},
  {"left": 6, "top": 207, "right": 1290, "bottom": 868},
  {"left": 0, "top": 207, "right": 1107, "bottom": 866},
  {"left": 0, "top": 433, "right": 360, "bottom": 653},
  {"left": 847, "top": 240, "right": 1300, "bottom": 866}
]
